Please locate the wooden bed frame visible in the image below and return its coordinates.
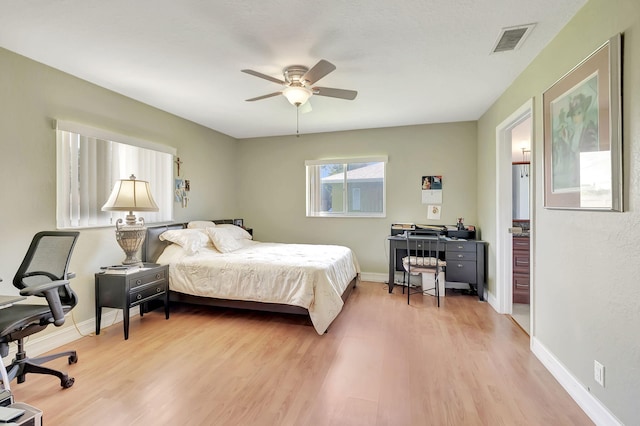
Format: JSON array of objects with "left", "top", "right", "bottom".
[{"left": 141, "top": 220, "right": 358, "bottom": 317}]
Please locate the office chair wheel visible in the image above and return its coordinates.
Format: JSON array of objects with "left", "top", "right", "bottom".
[
  {"left": 68, "top": 354, "right": 78, "bottom": 364},
  {"left": 61, "top": 376, "right": 75, "bottom": 388}
]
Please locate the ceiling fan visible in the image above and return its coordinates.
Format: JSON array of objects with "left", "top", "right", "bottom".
[{"left": 241, "top": 59, "right": 357, "bottom": 108}]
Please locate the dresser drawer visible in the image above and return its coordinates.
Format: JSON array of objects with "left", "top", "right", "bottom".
[
  {"left": 446, "top": 250, "right": 477, "bottom": 262},
  {"left": 128, "top": 269, "right": 166, "bottom": 290},
  {"left": 407, "top": 239, "right": 440, "bottom": 251},
  {"left": 513, "top": 252, "right": 530, "bottom": 273},
  {"left": 513, "top": 273, "right": 530, "bottom": 304},
  {"left": 446, "top": 260, "right": 477, "bottom": 284},
  {"left": 446, "top": 241, "right": 476, "bottom": 253},
  {"left": 513, "top": 236, "right": 530, "bottom": 251},
  {"left": 513, "top": 273, "right": 530, "bottom": 290},
  {"left": 130, "top": 281, "right": 167, "bottom": 306}
]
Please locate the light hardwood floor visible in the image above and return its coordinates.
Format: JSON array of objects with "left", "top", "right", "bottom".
[{"left": 11, "top": 281, "right": 592, "bottom": 425}]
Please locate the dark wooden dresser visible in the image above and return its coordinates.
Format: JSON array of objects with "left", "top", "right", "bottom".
[{"left": 512, "top": 236, "right": 530, "bottom": 304}]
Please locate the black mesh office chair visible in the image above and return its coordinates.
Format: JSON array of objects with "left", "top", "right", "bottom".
[
  {"left": 401, "top": 230, "right": 444, "bottom": 306},
  {"left": 0, "top": 231, "right": 80, "bottom": 388}
]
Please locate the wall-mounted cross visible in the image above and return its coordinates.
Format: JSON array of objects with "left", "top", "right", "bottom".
[{"left": 175, "top": 157, "right": 183, "bottom": 176}]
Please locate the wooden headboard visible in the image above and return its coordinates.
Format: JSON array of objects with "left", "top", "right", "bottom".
[{"left": 142, "top": 220, "right": 236, "bottom": 263}]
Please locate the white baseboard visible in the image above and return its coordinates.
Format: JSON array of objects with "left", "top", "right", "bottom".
[
  {"left": 2, "top": 307, "right": 138, "bottom": 363},
  {"left": 487, "top": 291, "right": 499, "bottom": 312},
  {"left": 359, "top": 272, "right": 483, "bottom": 295},
  {"left": 359, "top": 272, "right": 387, "bottom": 282},
  {"left": 531, "top": 337, "right": 622, "bottom": 426}
]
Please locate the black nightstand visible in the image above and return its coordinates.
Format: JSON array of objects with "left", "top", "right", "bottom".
[{"left": 95, "top": 263, "right": 169, "bottom": 340}]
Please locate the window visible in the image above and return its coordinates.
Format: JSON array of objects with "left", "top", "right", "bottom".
[
  {"left": 56, "top": 121, "right": 175, "bottom": 229},
  {"left": 306, "top": 156, "right": 387, "bottom": 217}
]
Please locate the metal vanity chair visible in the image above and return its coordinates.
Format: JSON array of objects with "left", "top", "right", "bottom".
[{"left": 401, "top": 229, "right": 445, "bottom": 306}]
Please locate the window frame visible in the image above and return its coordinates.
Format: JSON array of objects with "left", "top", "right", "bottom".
[
  {"left": 305, "top": 156, "right": 387, "bottom": 218},
  {"left": 55, "top": 120, "right": 176, "bottom": 230}
]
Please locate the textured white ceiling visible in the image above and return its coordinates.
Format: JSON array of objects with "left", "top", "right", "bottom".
[{"left": 0, "top": 0, "right": 586, "bottom": 139}]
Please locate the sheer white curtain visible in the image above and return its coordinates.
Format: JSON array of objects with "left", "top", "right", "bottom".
[
  {"left": 305, "top": 162, "right": 322, "bottom": 216},
  {"left": 112, "top": 142, "right": 173, "bottom": 224},
  {"left": 57, "top": 131, "right": 112, "bottom": 228},
  {"left": 56, "top": 123, "right": 174, "bottom": 229}
]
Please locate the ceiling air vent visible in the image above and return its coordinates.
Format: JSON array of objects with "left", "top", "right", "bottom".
[{"left": 492, "top": 23, "right": 536, "bottom": 53}]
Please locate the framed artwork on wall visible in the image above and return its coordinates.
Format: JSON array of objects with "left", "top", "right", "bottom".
[{"left": 543, "top": 33, "right": 622, "bottom": 211}]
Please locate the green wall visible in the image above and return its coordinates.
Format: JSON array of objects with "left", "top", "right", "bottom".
[
  {"left": 477, "top": 0, "right": 640, "bottom": 423},
  {"left": 235, "top": 122, "right": 478, "bottom": 275},
  {"left": 0, "top": 46, "right": 237, "bottom": 329}
]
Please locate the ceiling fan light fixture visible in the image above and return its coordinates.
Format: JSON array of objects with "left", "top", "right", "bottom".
[{"left": 283, "top": 86, "right": 312, "bottom": 106}]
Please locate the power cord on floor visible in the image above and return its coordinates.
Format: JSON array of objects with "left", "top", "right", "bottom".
[
  {"left": 70, "top": 310, "right": 93, "bottom": 337},
  {"left": 69, "top": 307, "right": 119, "bottom": 338}
]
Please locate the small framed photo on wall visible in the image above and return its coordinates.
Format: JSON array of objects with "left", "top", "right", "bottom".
[{"left": 233, "top": 218, "right": 244, "bottom": 228}]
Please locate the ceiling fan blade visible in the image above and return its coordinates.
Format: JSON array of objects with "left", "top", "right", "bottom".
[
  {"left": 302, "top": 59, "right": 336, "bottom": 85},
  {"left": 241, "top": 69, "right": 285, "bottom": 85},
  {"left": 245, "top": 92, "right": 282, "bottom": 102},
  {"left": 313, "top": 86, "right": 358, "bottom": 100}
]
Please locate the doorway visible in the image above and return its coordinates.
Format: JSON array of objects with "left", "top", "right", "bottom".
[{"left": 495, "top": 99, "right": 533, "bottom": 335}]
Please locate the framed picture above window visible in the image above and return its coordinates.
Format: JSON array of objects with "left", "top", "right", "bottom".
[{"left": 543, "top": 33, "right": 623, "bottom": 211}]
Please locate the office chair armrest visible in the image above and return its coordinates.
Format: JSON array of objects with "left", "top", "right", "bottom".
[
  {"left": 23, "top": 270, "right": 76, "bottom": 280},
  {"left": 19, "top": 280, "right": 71, "bottom": 297},
  {"left": 20, "top": 280, "right": 70, "bottom": 326},
  {"left": 23, "top": 270, "right": 61, "bottom": 281}
]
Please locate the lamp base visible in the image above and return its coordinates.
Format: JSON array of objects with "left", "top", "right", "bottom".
[{"left": 114, "top": 220, "right": 146, "bottom": 266}]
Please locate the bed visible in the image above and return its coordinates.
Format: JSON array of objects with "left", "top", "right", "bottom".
[{"left": 141, "top": 220, "right": 360, "bottom": 334}]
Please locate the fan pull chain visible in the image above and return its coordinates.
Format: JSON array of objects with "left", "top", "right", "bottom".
[{"left": 296, "top": 105, "right": 300, "bottom": 137}]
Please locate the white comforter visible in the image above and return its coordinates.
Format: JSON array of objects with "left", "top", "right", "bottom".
[{"left": 156, "top": 241, "right": 360, "bottom": 334}]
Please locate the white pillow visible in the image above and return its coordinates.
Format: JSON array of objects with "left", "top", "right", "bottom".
[
  {"left": 216, "top": 224, "right": 252, "bottom": 240},
  {"left": 206, "top": 227, "right": 245, "bottom": 253},
  {"left": 159, "top": 229, "right": 210, "bottom": 255},
  {"left": 187, "top": 221, "right": 216, "bottom": 229}
]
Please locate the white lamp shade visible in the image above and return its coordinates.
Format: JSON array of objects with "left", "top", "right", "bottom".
[
  {"left": 102, "top": 176, "right": 159, "bottom": 212},
  {"left": 283, "top": 86, "right": 312, "bottom": 106}
]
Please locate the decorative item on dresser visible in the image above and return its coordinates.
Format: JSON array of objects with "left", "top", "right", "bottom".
[
  {"left": 141, "top": 220, "right": 359, "bottom": 334},
  {"left": 101, "top": 175, "right": 159, "bottom": 265}
]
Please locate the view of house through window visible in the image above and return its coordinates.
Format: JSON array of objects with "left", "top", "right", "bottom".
[{"left": 306, "top": 157, "right": 386, "bottom": 217}]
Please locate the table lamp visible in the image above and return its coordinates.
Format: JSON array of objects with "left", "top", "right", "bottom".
[{"left": 102, "top": 175, "right": 159, "bottom": 265}]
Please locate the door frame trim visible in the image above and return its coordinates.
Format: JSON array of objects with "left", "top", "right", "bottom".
[{"left": 495, "top": 99, "right": 533, "bottom": 315}]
